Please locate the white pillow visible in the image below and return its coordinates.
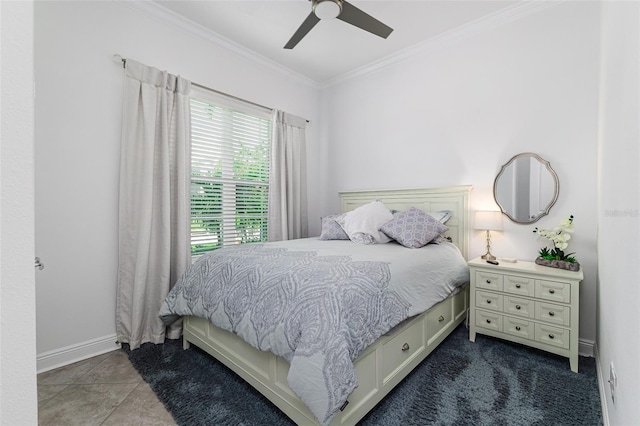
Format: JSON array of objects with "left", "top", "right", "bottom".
[{"left": 337, "top": 200, "right": 393, "bottom": 244}]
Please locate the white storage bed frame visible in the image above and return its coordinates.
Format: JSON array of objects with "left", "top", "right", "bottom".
[{"left": 182, "top": 185, "right": 472, "bottom": 425}]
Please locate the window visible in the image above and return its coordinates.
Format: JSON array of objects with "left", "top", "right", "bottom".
[{"left": 190, "top": 89, "right": 272, "bottom": 256}]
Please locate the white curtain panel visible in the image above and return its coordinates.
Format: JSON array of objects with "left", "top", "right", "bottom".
[
  {"left": 116, "top": 60, "right": 191, "bottom": 349},
  {"left": 268, "top": 111, "right": 309, "bottom": 241}
]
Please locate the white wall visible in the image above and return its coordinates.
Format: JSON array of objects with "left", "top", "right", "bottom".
[
  {"left": 320, "top": 2, "right": 600, "bottom": 347},
  {"left": 597, "top": 2, "right": 640, "bottom": 424},
  {"left": 0, "top": 1, "right": 38, "bottom": 423},
  {"left": 34, "top": 1, "right": 320, "bottom": 368}
]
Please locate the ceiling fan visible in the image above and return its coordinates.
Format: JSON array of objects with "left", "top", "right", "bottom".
[{"left": 284, "top": 0, "right": 393, "bottom": 49}]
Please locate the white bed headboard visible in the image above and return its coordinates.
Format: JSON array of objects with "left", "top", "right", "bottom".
[{"left": 339, "top": 186, "right": 472, "bottom": 260}]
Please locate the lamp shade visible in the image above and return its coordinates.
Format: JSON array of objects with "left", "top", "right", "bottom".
[{"left": 474, "top": 211, "right": 503, "bottom": 231}]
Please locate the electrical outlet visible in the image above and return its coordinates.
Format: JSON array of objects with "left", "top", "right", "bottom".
[{"left": 609, "top": 362, "right": 617, "bottom": 403}]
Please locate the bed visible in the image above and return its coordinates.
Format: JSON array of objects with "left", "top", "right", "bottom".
[{"left": 160, "top": 185, "right": 472, "bottom": 425}]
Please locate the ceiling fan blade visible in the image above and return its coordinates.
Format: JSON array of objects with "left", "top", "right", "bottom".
[
  {"left": 284, "top": 12, "right": 321, "bottom": 49},
  {"left": 337, "top": 1, "right": 393, "bottom": 39}
]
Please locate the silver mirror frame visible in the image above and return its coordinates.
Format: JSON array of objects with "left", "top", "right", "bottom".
[{"left": 493, "top": 153, "right": 559, "bottom": 224}]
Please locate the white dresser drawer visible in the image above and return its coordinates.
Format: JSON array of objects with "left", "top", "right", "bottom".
[
  {"left": 535, "top": 301, "right": 570, "bottom": 326},
  {"left": 475, "top": 290, "right": 503, "bottom": 312},
  {"left": 535, "top": 323, "right": 570, "bottom": 350},
  {"left": 504, "top": 316, "right": 534, "bottom": 340},
  {"left": 475, "top": 271, "right": 503, "bottom": 292},
  {"left": 535, "top": 280, "right": 570, "bottom": 303},
  {"left": 504, "top": 275, "right": 535, "bottom": 297},
  {"left": 476, "top": 310, "right": 503, "bottom": 333},
  {"left": 504, "top": 295, "right": 535, "bottom": 319}
]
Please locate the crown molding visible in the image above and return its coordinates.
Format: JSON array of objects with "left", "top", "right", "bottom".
[
  {"left": 320, "top": 1, "right": 563, "bottom": 88},
  {"left": 117, "top": 0, "right": 561, "bottom": 90},
  {"left": 117, "top": 0, "right": 320, "bottom": 89}
]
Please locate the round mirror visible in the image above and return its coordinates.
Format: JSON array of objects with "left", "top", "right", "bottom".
[{"left": 493, "top": 153, "right": 559, "bottom": 224}]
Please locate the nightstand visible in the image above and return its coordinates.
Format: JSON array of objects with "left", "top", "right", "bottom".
[{"left": 468, "top": 257, "right": 584, "bottom": 372}]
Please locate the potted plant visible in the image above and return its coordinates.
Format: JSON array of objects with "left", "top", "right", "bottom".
[{"left": 533, "top": 215, "right": 580, "bottom": 271}]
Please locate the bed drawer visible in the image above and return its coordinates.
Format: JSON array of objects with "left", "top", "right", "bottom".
[
  {"left": 382, "top": 318, "right": 425, "bottom": 383},
  {"left": 426, "top": 297, "right": 453, "bottom": 346}
]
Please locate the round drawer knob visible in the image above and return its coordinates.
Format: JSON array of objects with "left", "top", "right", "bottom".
[
  {"left": 486, "top": 279, "right": 492, "bottom": 284},
  {"left": 486, "top": 300, "right": 491, "bottom": 304},
  {"left": 515, "top": 326, "right": 521, "bottom": 331},
  {"left": 515, "top": 284, "right": 521, "bottom": 289},
  {"left": 549, "top": 334, "right": 555, "bottom": 339},
  {"left": 401, "top": 343, "right": 410, "bottom": 352},
  {"left": 486, "top": 319, "right": 491, "bottom": 324},
  {"left": 549, "top": 311, "right": 555, "bottom": 317},
  {"left": 515, "top": 305, "right": 521, "bottom": 310},
  {"left": 549, "top": 289, "right": 555, "bottom": 294},
  {"left": 438, "top": 315, "right": 445, "bottom": 322}
]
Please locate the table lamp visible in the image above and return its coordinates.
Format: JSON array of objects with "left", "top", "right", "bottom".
[{"left": 475, "top": 211, "right": 503, "bottom": 261}]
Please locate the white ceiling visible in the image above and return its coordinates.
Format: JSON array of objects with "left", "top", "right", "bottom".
[{"left": 153, "top": 1, "right": 521, "bottom": 84}]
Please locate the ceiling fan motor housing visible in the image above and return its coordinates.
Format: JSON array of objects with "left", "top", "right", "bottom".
[{"left": 313, "top": 0, "right": 342, "bottom": 20}]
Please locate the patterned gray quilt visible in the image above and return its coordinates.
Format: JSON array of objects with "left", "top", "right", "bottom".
[{"left": 159, "top": 238, "right": 469, "bottom": 425}]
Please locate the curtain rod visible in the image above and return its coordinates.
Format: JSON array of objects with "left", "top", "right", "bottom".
[
  {"left": 113, "top": 54, "right": 310, "bottom": 123},
  {"left": 191, "top": 82, "right": 271, "bottom": 112}
]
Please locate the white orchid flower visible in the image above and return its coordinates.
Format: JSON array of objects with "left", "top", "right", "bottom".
[
  {"left": 560, "top": 217, "right": 572, "bottom": 227},
  {"left": 534, "top": 215, "right": 576, "bottom": 262}
]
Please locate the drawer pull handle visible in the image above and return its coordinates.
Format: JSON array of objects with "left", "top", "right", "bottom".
[
  {"left": 549, "top": 334, "right": 555, "bottom": 339},
  {"left": 401, "top": 343, "right": 410, "bottom": 352},
  {"left": 438, "top": 315, "right": 445, "bottom": 322},
  {"left": 486, "top": 279, "right": 492, "bottom": 284},
  {"left": 515, "top": 284, "right": 521, "bottom": 289},
  {"left": 515, "top": 326, "right": 521, "bottom": 331},
  {"left": 549, "top": 311, "right": 555, "bottom": 317},
  {"left": 549, "top": 289, "right": 555, "bottom": 294},
  {"left": 486, "top": 300, "right": 491, "bottom": 304},
  {"left": 515, "top": 305, "right": 521, "bottom": 310},
  {"left": 486, "top": 319, "right": 491, "bottom": 324}
]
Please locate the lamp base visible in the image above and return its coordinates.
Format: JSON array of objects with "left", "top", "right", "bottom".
[
  {"left": 481, "top": 230, "right": 496, "bottom": 261},
  {"left": 481, "top": 252, "right": 496, "bottom": 261}
]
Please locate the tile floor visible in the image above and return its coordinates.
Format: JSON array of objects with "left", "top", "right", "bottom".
[{"left": 37, "top": 349, "right": 176, "bottom": 426}]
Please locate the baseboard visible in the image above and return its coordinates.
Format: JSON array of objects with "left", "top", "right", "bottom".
[
  {"left": 579, "top": 338, "right": 595, "bottom": 357},
  {"left": 37, "top": 334, "right": 120, "bottom": 373},
  {"left": 594, "top": 344, "right": 611, "bottom": 426}
]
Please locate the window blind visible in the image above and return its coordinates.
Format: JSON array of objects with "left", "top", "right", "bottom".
[{"left": 190, "top": 89, "right": 272, "bottom": 256}]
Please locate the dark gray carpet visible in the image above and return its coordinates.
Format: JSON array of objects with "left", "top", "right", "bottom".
[{"left": 124, "top": 324, "right": 602, "bottom": 425}]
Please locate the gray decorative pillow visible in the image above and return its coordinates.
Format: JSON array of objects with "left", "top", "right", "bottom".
[
  {"left": 381, "top": 207, "right": 449, "bottom": 248},
  {"left": 318, "top": 214, "right": 349, "bottom": 240}
]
